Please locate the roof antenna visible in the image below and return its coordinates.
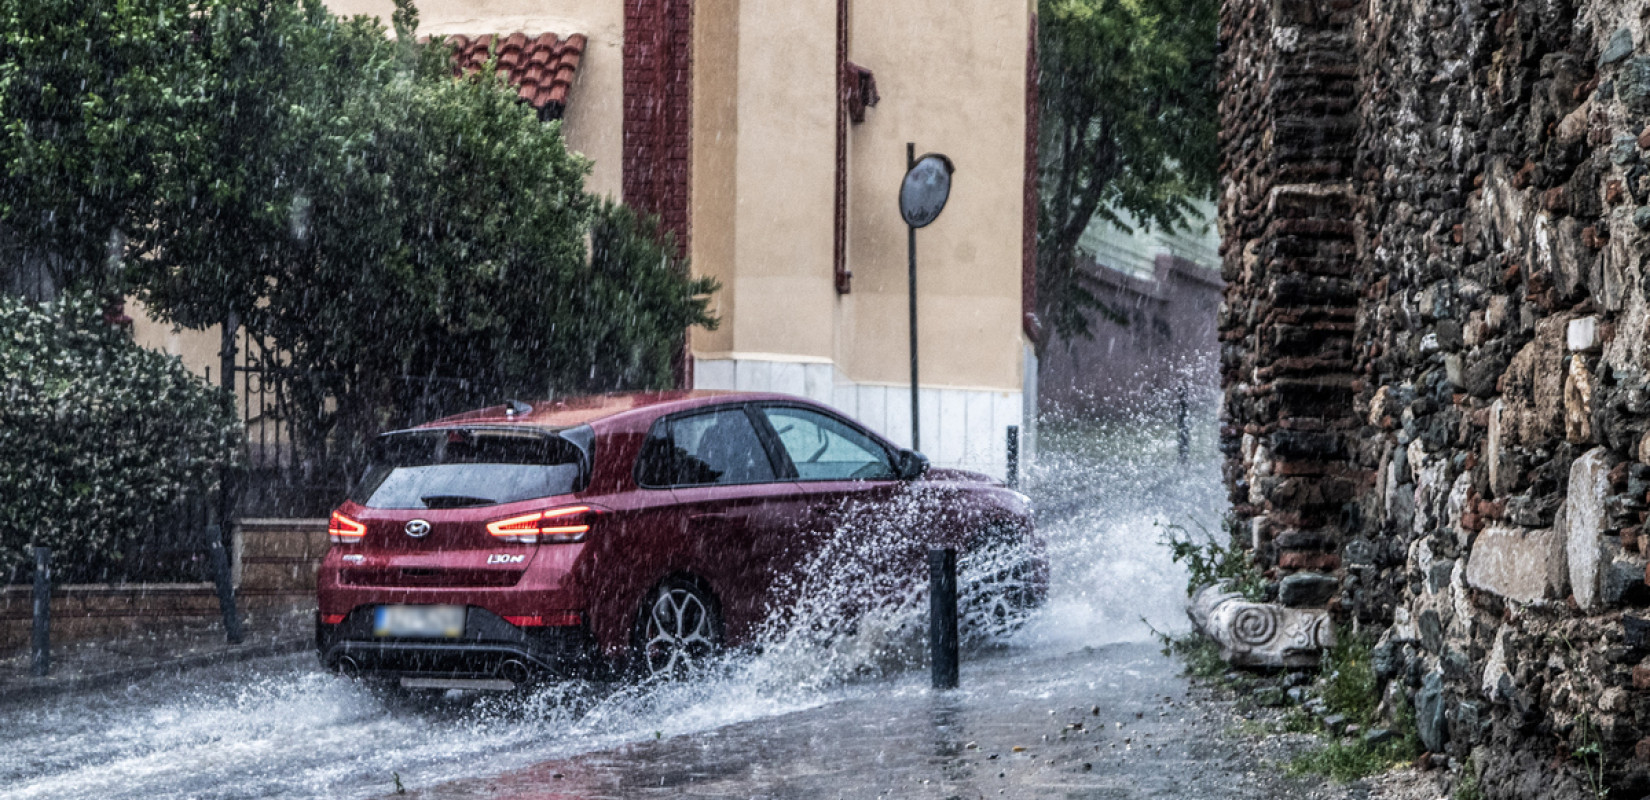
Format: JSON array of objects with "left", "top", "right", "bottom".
[{"left": 505, "top": 399, "right": 532, "bottom": 417}]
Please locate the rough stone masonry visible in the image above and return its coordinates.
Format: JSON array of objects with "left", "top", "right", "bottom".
[{"left": 1220, "top": 0, "right": 1650, "bottom": 795}]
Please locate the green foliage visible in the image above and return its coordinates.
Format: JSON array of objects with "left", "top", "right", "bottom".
[
  {"left": 1035, "top": 0, "right": 1218, "bottom": 348},
  {"left": 578, "top": 200, "right": 720, "bottom": 392},
  {"left": 1289, "top": 631, "right": 1422, "bottom": 782},
  {"left": 1454, "top": 757, "right": 1485, "bottom": 800},
  {"left": 138, "top": 0, "right": 401, "bottom": 329},
  {"left": 1163, "top": 517, "right": 1266, "bottom": 600},
  {"left": 1157, "top": 628, "right": 1226, "bottom": 680},
  {"left": 1286, "top": 735, "right": 1415, "bottom": 783},
  {"left": 0, "top": 0, "right": 201, "bottom": 292},
  {"left": 0, "top": 292, "right": 241, "bottom": 578},
  {"left": 1574, "top": 714, "right": 1610, "bottom": 799}
]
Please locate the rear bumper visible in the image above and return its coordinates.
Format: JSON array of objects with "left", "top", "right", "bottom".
[{"left": 315, "top": 607, "right": 604, "bottom": 681}]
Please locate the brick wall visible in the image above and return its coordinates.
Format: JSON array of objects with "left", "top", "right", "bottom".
[
  {"left": 0, "top": 519, "right": 325, "bottom": 650},
  {"left": 1218, "top": 0, "right": 1363, "bottom": 592}
]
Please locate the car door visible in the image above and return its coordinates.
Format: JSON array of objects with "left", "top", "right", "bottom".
[
  {"left": 750, "top": 404, "right": 918, "bottom": 577},
  {"left": 647, "top": 405, "right": 804, "bottom": 644}
]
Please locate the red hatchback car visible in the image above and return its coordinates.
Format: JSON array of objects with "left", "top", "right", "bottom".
[{"left": 315, "top": 391, "right": 1043, "bottom": 687}]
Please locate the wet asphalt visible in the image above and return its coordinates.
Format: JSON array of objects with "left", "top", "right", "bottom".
[{"left": 390, "top": 641, "right": 1360, "bottom": 800}]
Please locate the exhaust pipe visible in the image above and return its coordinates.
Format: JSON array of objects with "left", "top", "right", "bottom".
[
  {"left": 498, "top": 659, "right": 532, "bottom": 686},
  {"left": 336, "top": 656, "right": 363, "bottom": 678}
]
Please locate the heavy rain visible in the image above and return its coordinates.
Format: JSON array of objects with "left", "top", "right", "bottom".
[{"left": 0, "top": 0, "right": 1511, "bottom": 797}]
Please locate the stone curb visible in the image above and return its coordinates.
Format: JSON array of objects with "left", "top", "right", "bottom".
[{"left": 0, "top": 636, "right": 312, "bottom": 706}]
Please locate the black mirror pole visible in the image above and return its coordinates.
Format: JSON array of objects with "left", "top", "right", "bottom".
[
  {"left": 31, "top": 545, "right": 50, "bottom": 677},
  {"left": 929, "top": 547, "right": 959, "bottom": 689},
  {"left": 908, "top": 142, "right": 920, "bottom": 453}
]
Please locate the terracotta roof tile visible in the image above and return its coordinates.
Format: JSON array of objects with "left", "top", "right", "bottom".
[{"left": 443, "top": 31, "right": 587, "bottom": 119}]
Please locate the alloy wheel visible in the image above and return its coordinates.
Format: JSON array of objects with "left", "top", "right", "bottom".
[{"left": 642, "top": 586, "right": 718, "bottom": 677}]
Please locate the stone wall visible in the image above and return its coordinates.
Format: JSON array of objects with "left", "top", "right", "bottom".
[{"left": 1220, "top": 0, "right": 1650, "bottom": 795}]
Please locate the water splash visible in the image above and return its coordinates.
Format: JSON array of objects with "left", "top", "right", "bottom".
[
  {"left": 0, "top": 403, "right": 1223, "bottom": 799},
  {"left": 1016, "top": 402, "right": 1225, "bottom": 650}
]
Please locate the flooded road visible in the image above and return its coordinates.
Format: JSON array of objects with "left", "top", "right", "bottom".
[
  {"left": 0, "top": 412, "right": 1228, "bottom": 800},
  {"left": 400, "top": 641, "right": 1353, "bottom": 800}
]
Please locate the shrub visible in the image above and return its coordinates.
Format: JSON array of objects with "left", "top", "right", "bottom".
[
  {"left": 0, "top": 292, "right": 241, "bottom": 582},
  {"left": 1163, "top": 515, "right": 1266, "bottom": 600}
]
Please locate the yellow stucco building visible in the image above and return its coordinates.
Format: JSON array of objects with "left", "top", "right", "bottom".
[{"left": 138, "top": 0, "right": 1039, "bottom": 478}]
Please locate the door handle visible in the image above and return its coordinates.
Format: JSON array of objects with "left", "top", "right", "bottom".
[{"left": 688, "top": 512, "right": 737, "bottom": 530}]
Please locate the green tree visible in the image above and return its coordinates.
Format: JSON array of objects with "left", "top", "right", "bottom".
[
  {"left": 254, "top": 37, "right": 607, "bottom": 470},
  {"left": 137, "top": 8, "right": 715, "bottom": 479},
  {"left": 0, "top": 0, "right": 203, "bottom": 294},
  {"left": 577, "top": 200, "right": 719, "bottom": 392},
  {"left": 139, "top": 0, "right": 400, "bottom": 330},
  {"left": 3, "top": 0, "right": 720, "bottom": 489},
  {"left": 1036, "top": 0, "right": 1218, "bottom": 349}
]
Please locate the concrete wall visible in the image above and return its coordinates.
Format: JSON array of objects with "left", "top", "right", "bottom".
[
  {"left": 835, "top": 0, "right": 1031, "bottom": 394},
  {"left": 1220, "top": 0, "right": 1650, "bottom": 795},
  {"left": 1040, "top": 203, "right": 1223, "bottom": 419},
  {"left": 688, "top": 0, "right": 1035, "bottom": 477},
  {"left": 1039, "top": 255, "right": 1223, "bottom": 418}
]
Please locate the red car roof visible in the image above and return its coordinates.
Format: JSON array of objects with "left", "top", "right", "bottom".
[{"left": 415, "top": 390, "right": 805, "bottom": 430}]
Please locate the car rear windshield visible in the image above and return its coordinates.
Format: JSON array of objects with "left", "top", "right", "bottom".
[{"left": 352, "top": 425, "right": 593, "bottom": 509}]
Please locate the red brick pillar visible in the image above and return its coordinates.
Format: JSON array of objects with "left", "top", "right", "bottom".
[
  {"left": 623, "top": 0, "right": 693, "bottom": 253},
  {"left": 1217, "top": 0, "right": 1364, "bottom": 605}
]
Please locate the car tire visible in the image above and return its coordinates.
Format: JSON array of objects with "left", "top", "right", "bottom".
[
  {"left": 960, "top": 526, "right": 1044, "bottom": 645},
  {"left": 632, "top": 577, "right": 724, "bottom": 680}
]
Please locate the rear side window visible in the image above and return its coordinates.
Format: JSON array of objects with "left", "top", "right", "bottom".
[
  {"left": 353, "top": 426, "right": 590, "bottom": 509},
  {"left": 635, "top": 407, "right": 776, "bottom": 487}
]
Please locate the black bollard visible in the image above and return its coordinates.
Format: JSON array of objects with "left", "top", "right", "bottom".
[
  {"left": 928, "top": 547, "right": 959, "bottom": 689},
  {"left": 209, "top": 530, "right": 244, "bottom": 644},
  {"left": 31, "top": 546, "right": 50, "bottom": 677},
  {"left": 1006, "top": 425, "right": 1020, "bottom": 490}
]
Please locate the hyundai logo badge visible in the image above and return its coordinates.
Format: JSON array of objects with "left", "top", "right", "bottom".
[{"left": 404, "top": 519, "right": 432, "bottom": 538}]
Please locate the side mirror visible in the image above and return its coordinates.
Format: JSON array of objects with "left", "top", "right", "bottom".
[{"left": 895, "top": 449, "right": 929, "bottom": 481}]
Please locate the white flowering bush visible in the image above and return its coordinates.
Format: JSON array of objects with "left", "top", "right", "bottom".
[{"left": 0, "top": 292, "right": 242, "bottom": 583}]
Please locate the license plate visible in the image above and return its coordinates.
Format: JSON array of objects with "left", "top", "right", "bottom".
[{"left": 374, "top": 605, "right": 465, "bottom": 638}]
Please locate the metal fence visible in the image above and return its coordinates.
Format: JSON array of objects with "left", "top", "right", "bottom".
[{"left": 229, "top": 329, "right": 506, "bottom": 517}]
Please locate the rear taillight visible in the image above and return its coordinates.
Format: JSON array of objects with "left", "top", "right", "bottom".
[
  {"left": 328, "top": 511, "right": 366, "bottom": 544},
  {"left": 486, "top": 505, "right": 600, "bottom": 544}
]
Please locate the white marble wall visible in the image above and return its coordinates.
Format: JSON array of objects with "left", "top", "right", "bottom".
[{"left": 692, "top": 357, "right": 1027, "bottom": 480}]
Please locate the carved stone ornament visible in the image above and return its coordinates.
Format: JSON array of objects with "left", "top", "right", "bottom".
[{"left": 1188, "top": 585, "right": 1335, "bottom": 669}]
